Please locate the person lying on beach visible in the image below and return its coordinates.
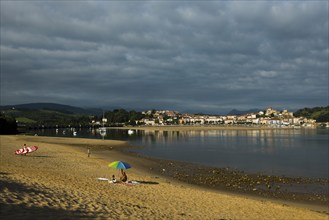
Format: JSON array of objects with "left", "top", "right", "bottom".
[{"left": 119, "top": 169, "right": 128, "bottom": 182}]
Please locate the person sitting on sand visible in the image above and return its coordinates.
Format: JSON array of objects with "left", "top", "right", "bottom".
[
  {"left": 119, "top": 169, "right": 128, "bottom": 182},
  {"left": 23, "top": 144, "right": 27, "bottom": 156},
  {"left": 111, "top": 174, "right": 117, "bottom": 183}
]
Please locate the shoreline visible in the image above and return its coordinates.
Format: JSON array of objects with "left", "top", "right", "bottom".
[
  {"left": 1, "top": 135, "right": 328, "bottom": 219},
  {"left": 24, "top": 126, "right": 329, "bottom": 207},
  {"left": 96, "top": 145, "right": 328, "bottom": 211},
  {"left": 111, "top": 125, "right": 296, "bottom": 131},
  {"left": 121, "top": 151, "right": 329, "bottom": 210},
  {"left": 111, "top": 126, "right": 329, "bottom": 208}
]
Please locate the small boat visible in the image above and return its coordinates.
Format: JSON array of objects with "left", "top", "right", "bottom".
[{"left": 128, "top": 129, "right": 134, "bottom": 135}]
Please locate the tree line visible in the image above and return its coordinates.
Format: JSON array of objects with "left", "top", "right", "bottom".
[
  {"left": 0, "top": 113, "right": 17, "bottom": 134},
  {"left": 100, "top": 109, "right": 144, "bottom": 126}
]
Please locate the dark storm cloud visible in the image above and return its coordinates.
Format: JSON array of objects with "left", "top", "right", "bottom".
[{"left": 1, "top": 1, "right": 328, "bottom": 114}]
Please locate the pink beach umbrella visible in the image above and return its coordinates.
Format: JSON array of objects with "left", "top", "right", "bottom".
[{"left": 15, "top": 146, "right": 38, "bottom": 155}]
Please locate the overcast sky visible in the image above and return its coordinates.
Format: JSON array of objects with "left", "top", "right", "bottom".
[{"left": 1, "top": 1, "right": 328, "bottom": 114}]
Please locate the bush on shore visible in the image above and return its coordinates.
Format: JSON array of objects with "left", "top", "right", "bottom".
[{"left": 0, "top": 113, "right": 18, "bottom": 134}]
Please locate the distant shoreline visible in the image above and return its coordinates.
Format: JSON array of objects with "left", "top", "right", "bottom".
[{"left": 110, "top": 125, "right": 297, "bottom": 131}]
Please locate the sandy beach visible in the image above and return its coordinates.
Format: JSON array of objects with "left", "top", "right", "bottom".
[{"left": 1, "top": 135, "right": 328, "bottom": 219}]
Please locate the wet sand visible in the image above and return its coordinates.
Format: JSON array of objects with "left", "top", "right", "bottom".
[{"left": 0, "top": 135, "right": 328, "bottom": 219}]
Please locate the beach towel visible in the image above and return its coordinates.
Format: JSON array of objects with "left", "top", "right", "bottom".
[
  {"left": 97, "top": 178, "right": 118, "bottom": 184},
  {"left": 97, "top": 178, "right": 140, "bottom": 185},
  {"left": 108, "top": 180, "right": 140, "bottom": 186},
  {"left": 97, "top": 177, "right": 109, "bottom": 181},
  {"left": 127, "top": 181, "right": 140, "bottom": 185}
]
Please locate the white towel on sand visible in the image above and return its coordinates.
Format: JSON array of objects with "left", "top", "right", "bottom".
[{"left": 97, "top": 177, "right": 109, "bottom": 181}]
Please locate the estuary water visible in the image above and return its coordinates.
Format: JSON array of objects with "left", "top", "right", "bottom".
[{"left": 33, "top": 127, "right": 329, "bottom": 179}]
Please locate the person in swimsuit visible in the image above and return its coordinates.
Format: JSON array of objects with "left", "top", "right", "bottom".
[
  {"left": 119, "top": 169, "right": 128, "bottom": 182},
  {"left": 23, "top": 144, "right": 27, "bottom": 156}
]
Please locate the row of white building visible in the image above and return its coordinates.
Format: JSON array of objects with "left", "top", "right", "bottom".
[{"left": 139, "top": 107, "right": 316, "bottom": 127}]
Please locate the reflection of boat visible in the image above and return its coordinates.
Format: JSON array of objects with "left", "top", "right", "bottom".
[
  {"left": 99, "top": 126, "right": 107, "bottom": 138},
  {"left": 100, "top": 129, "right": 106, "bottom": 136},
  {"left": 99, "top": 112, "right": 107, "bottom": 139},
  {"left": 128, "top": 129, "right": 134, "bottom": 135},
  {"left": 99, "top": 112, "right": 107, "bottom": 132},
  {"left": 99, "top": 128, "right": 106, "bottom": 140}
]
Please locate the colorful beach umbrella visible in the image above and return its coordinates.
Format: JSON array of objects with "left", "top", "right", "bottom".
[{"left": 108, "top": 161, "right": 131, "bottom": 169}]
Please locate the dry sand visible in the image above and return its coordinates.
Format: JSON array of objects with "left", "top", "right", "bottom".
[{"left": 0, "top": 135, "right": 328, "bottom": 219}]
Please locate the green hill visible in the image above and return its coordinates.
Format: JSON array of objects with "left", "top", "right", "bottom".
[
  {"left": 1, "top": 107, "right": 93, "bottom": 128},
  {"left": 294, "top": 106, "right": 329, "bottom": 122},
  {"left": 0, "top": 103, "right": 101, "bottom": 115}
]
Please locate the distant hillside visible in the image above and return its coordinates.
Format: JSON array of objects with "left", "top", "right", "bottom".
[
  {"left": 294, "top": 106, "right": 329, "bottom": 122},
  {"left": 0, "top": 103, "right": 102, "bottom": 128},
  {"left": 0, "top": 103, "right": 102, "bottom": 115},
  {"left": 227, "top": 109, "right": 262, "bottom": 116}
]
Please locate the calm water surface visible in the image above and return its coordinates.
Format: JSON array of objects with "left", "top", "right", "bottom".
[{"left": 34, "top": 127, "right": 329, "bottom": 179}]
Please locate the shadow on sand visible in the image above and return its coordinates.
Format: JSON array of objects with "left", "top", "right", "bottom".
[
  {"left": 28, "top": 155, "right": 54, "bottom": 158},
  {"left": 137, "top": 180, "right": 159, "bottom": 185},
  {"left": 0, "top": 179, "right": 99, "bottom": 219}
]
